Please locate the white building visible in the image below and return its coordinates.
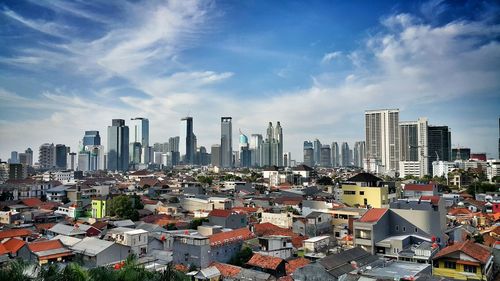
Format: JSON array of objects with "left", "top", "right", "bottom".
[
  {"left": 365, "top": 109, "right": 400, "bottom": 173},
  {"left": 106, "top": 227, "right": 149, "bottom": 256},
  {"left": 487, "top": 160, "right": 500, "bottom": 183},
  {"left": 43, "top": 170, "right": 74, "bottom": 184},
  {"left": 260, "top": 212, "right": 293, "bottom": 228},
  {"left": 399, "top": 117, "right": 429, "bottom": 177},
  {"left": 399, "top": 161, "right": 421, "bottom": 178},
  {"left": 432, "top": 161, "right": 456, "bottom": 178},
  {"left": 303, "top": 236, "right": 331, "bottom": 253}
]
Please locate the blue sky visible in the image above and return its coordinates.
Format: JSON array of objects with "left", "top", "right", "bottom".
[{"left": 0, "top": 0, "right": 499, "bottom": 161}]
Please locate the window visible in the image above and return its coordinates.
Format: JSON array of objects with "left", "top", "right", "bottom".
[
  {"left": 414, "top": 228, "right": 418, "bottom": 233},
  {"left": 444, "top": 261, "right": 456, "bottom": 269},
  {"left": 318, "top": 217, "right": 322, "bottom": 222},
  {"left": 395, "top": 225, "right": 399, "bottom": 231},
  {"left": 402, "top": 226, "right": 406, "bottom": 232},
  {"left": 360, "top": 191, "right": 365, "bottom": 195},
  {"left": 344, "top": 191, "right": 356, "bottom": 195},
  {"left": 464, "top": 265, "right": 477, "bottom": 273}
]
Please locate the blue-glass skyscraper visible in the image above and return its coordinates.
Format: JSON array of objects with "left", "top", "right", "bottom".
[
  {"left": 107, "top": 119, "right": 129, "bottom": 171},
  {"left": 83, "top": 131, "right": 101, "bottom": 146}
]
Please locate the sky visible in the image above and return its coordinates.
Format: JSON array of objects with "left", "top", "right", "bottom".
[{"left": 0, "top": 0, "right": 499, "bottom": 162}]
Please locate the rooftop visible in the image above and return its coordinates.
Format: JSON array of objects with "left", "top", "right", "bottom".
[
  {"left": 357, "top": 208, "right": 388, "bottom": 223},
  {"left": 246, "top": 253, "right": 284, "bottom": 270},
  {"left": 433, "top": 240, "right": 491, "bottom": 264},
  {"left": 209, "top": 227, "right": 254, "bottom": 247}
]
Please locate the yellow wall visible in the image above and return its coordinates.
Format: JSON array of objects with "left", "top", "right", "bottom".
[
  {"left": 341, "top": 185, "right": 388, "bottom": 208},
  {"left": 433, "top": 260, "right": 485, "bottom": 281},
  {"left": 91, "top": 199, "right": 107, "bottom": 219}
]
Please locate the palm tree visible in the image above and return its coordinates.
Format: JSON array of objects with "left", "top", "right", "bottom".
[{"left": 0, "top": 259, "right": 38, "bottom": 281}]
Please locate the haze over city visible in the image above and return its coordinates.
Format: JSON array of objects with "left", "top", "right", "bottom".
[{"left": 1, "top": 0, "right": 499, "bottom": 161}]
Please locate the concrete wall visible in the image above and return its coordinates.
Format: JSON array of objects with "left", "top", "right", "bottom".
[{"left": 172, "top": 240, "right": 211, "bottom": 268}]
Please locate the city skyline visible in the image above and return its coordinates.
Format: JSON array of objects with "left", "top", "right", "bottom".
[{"left": 1, "top": 0, "right": 500, "bottom": 161}]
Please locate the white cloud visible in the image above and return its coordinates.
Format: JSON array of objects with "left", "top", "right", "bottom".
[{"left": 321, "top": 51, "right": 342, "bottom": 63}]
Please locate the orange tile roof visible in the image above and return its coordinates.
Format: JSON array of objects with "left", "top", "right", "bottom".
[
  {"left": 209, "top": 209, "right": 235, "bottom": 218},
  {"left": 253, "top": 223, "right": 307, "bottom": 248},
  {"left": 434, "top": 240, "right": 491, "bottom": 264},
  {"left": 0, "top": 243, "right": 8, "bottom": 255},
  {"left": 357, "top": 208, "right": 388, "bottom": 223},
  {"left": 286, "top": 257, "right": 310, "bottom": 275},
  {"left": 0, "top": 228, "right": 32, "bottom": 239},
  {"left": 28, "top": 239, "right": 65, "bottom": 253},
  {"left": 231, "top": 207, "right": 259, "bottom": 213},
  {"left": 420, "top": 195, "right": 440, "bottom": 206},
  {"left": 34, "top": 223, "right": 57, "bottom": 232},
  {"left": 247, "top": 253, "right": 284, "bottom": 270},
  {"left": 2, "top": 238, "right": 26, "bottom": 254},
  {"left": 39, "top": 202, "right": 61, "bottom": 210},
  {"left": 21, "top": 198, "right": 43, "bottom": 207},
  {"left": 209, "top": 228, "right": 255, "bottom": 247},
  {"left": 212, "top": 262, "right": 242, "bottom": 277},
  {"left": 448, "top": 208, "right": 473, "bottom": 216}
]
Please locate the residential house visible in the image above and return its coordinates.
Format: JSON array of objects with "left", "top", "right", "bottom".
[
  {"left": 91, "top": 199, "right": 109, "bottom": 219},
  {"left": 257, "top": 235, "right": 293, "bottom": 259},
  {"left": 432, "top": 241, "right": 493, "bottom": 281},
  {"left": 105, "top": 227, "right": 148, "bottom": 256},
  {"left": 47, "top": 223, "right": 87, "bottom": 238},
  {"left": 45, "top": 185, "right": 70, "bottom": 202},
  {"left": 191, "top": 266, "right": 221, "bottom": 281},
  {"left": 0, "top": 210, "right": 22, "bottom": 224},
  {"left": 207, "top": 209, "right": 248, "bottom": 229},
  {"left": 340, "top": 173, "right": 392, "bottom": 208},
  {"left": 181, "top": 197, "right": 232, "bottom": 212},
  {"left": 212, "top": 262, "right": 274, "bottom": 281},
  {"left": 2, "top": 238, "right": 26, "bottom": 258},
  {"left": 293, "top": 212, "right": 332, "bottom": 237},
  {"left": 260, "top": 212, "right": 293, "bottom": 229},
  {"left": 0, "top": 228, "right": 32, "bottom": 241},
  {"left": 353, "top": 196, "right": 446, "bottom": 257},
  {"left": 18, "top": 239, "right": 73, "bottom": 265},
  {"left": 71, "top": 237, "right": 131, "bottom": 267},
  {"left": 331, "top": 207, "right": 366, "bottom": 239},
  {"left": 172, "top": 233, "right": 211, "bottom": 268},
  {"left": 402, "top": 183, "right": 438, "bottom": 198},
  {"left": 209, "top": 227, "right": 255, "bottom": 264},
  {"left": 246, "top": 253, "right": 287, "bottom": 278},
  {"left": 303, "top": 235, "right": 331, "bottom": 254}
]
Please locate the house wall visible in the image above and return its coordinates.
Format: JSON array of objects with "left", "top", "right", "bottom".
[
  {"left": 261, "top": 212, "right": 293, "bottom": 228},
  {"left": 341, "top": 184, "right": 388, "bottom": 208},
  {"left": 433, "top": 259, "right": 490, "bottom": 281},
  {"left": 172, "top": 239, "right": 211, "bottom": 268},
  {"left": 95, "top": 243, "right": 130, "bottom": 267},
  {"left": 210, "top": 241, "right": 243, "bottom": 264}
]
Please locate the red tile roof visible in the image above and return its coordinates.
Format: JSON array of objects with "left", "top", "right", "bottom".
[
  {"left": 0, "top": 228, "right": 32, "bottom": 239},
  {"left": 448, "top": 208, "right": 473, "bottom": 216},
  {"left": 465, "top": 198, "right": 486, "bottom": 207},
  {"left": 209, "top": 228, "right": 255, "bottom": 247},
  {"left": 91, "top": 221, "right": 109, "bottom": 230},
  {"left": 253, "top": 223, "right": 307, "bottom": 248},
  {"left": 22, "top": 198, "right": 43, "bottom": 207},
  {"left": 39, "top": 202, "right": 61, "bottom": 210},
  {"left": 286, "top": 257, "right": 310, "bottom": 275},
  {"left": 28, "top": 239, "right": 65, "bottom": 253},
  {"left": 2, "top": 238, "right": 26, "bottom": 254},
  {"left": 141, "top": 214, "right": 172, "bottom": 224},
  {"left": 231, "top": 207, "right": 259, "bottom": 213},
  {"left": 34, "top": 223, "right": 57, "bottom": 232},
  {"left": 247, "top": 253, "right": 284, "bottom": 270},
  {"left": 212, "top": 262, "right": 241, "bottom": 277},
  {"left": 434, "top": 240, "right": 491, "bottom": 264},
  {"left": 404, "top": 184, "right": 435, "bottom": 191},
  {"left": 0, "top": 243, "right": 8, "bottom": 255},
  {"left": 420, "top": 195, "right": 440, "bottom": 206},
  {"left": 357, "top": 208, "right": 388, "bottom": 223},
  {"left": 209, "top": 209, "right": 243, "bottom": 218}
]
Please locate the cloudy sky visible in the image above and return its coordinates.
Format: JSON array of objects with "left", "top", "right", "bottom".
[{"left": 1, "top": 0, "right": 499, "bottom": 162}]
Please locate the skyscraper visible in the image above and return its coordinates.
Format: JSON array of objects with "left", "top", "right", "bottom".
[
  {"left": 39, "top": 143, "right": 55, "bottom": 169},
  {"left": 427, "top": 125, "right": 451, "bottom": 174},
  {"left": 130, "top": 117, "right": 149, "bottom": 148},
  {"left": 262, "top": 122, "right": 284, "bottom": 167},
  {"left": 83, "top": 131, "right": 101, "bottom": 146},
  {"left": 239, "top": 130, "right": 251, "bottom": 167},
  {"left": 25, "top": 148, "right": 33, "bottom": 167},
  {"left": 303, "top": 141, "right": 314, "bottom": 167},
  {"left": 221, "top": 117, "right": 233, "bottom": 168},
  {"left": 180, "top": 117, "right": 195, "bottom": 165},
  {"left": 399, "top": 117, "right": 428, "bottom": 176},
  {"left": 211, "top": 144, "right": 221, "bottom": 167},
  {"left": 55, "top": 144, "right": 68, "bottom": 169},
  {"left": 107, "top": 119, "right": 129, "bottom": 171},
  {"left": 9, "top": 151, "right": 19, "bottom": 164},
  {"left": 331, "top": 142, "right": 340, "bottom": 168},
  {"left": 365, "top": 109, "right": 400, "bottom": 172},
  {"left": 354, "top": 141, "right": 366, "bottom": 168},
  {"left": 320, "top": 145, "right": 332, "bottom": 167},
  {"left": 250, "top": 134, "right": 263, "bottom": 167},
  {"left": 274, "top": 122, "right": 283, "bottom": 166},
  {"left": 341, "top": 142, "right": 350, "bottom": 167},
  {"left": 313, "top": 139, "right": 322, "bottom": 166}
]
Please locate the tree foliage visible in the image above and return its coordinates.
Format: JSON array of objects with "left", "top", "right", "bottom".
[
  {"left": 188, "top": 218, "right": 208, "bottom": 229},
  {"left": 0, "top": 258, "right": 189, "bottom": 281},
  {"left": 467, "top": 182, "right": 498, "bottom": 196},
  {"left": 228, "top": 247, "right": 253, "bottom": 266},
  {"left": 197, "top": 176, "right": 213, "bottom": 186},
  {"left": 109, "top": 195, "right": 142, "bottom": 221},
  {"left": 316, "top": 176, "right": 333, "bottom": 186}
]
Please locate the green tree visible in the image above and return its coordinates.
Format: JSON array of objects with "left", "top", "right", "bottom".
[
  {"left": 188, "top": 218, "right": 208, "bottom": 229},
  {"left": 317, "top": 176, "right": 333, "bottom": 185},
  {"left": 197, "top": 176, "right": 213, "bottom": 186},
  {"left": 228, "top": 247, "right": 253, "bottom": 266},
  {"left": 109, "top": 195, "right": 140, "bottom": 221}
]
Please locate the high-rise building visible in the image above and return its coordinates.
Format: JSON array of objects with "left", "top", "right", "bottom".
[
  {"left": 168, "top": 136, "right": 180, "bottom": 166},
  {"left": 107, "top": 119, "right": 129, "bottom": 171},
  {"left": 211, "top": 144, "right": 221, "bottom": 167},
  {"left": 274, "top": 122, "right": 283, "bottom": 166},
  {"left": 83, "top": 131, "right": 101, "bottom": 146},
  {"left": 130, "top": 118, "right": 149, "bottom": 148},
  {"left": 320, "top": 145, "right": 332, "bottom": 167},
  {"left": 221, "top": 117, "right": 233, "bottom": 168},
  {"left": 331, "top": 142, "right": 340, "bottom": 168},
  {"left": 284, "top": 152, "right": 291, "bottom": 167},
  {"left": 25, "top": 148, "right": 33, "bottom": 167},
  {"left": 427, "top": 125, "right": 451, "bottom": 174},
  {"left": 67, "top": 152, "right": 77, "bottom": 170},
  {"left": 452, "top": 148, "right": 471, "bottom": 161},
  {"left": 313, "top": 139, "right": 322, "bottom": 166},
  {"left": 365, "top": 109, "right": 400, "bottom": 172},
  {"left": 129, "top": 142, "right": 142, "bottom": 168},
  {"left": 399, "top": 117, "right": 429, "bottom": 176},
  {"left": 354, "top": 141, "right": 366, "bottom": 168},
  {"left": 55, "top": 144, "right": 68, "bottom": 169},
  {"left": 9, "top": 151, "right": 19, "bottom": 164},
  {"left": 180, "top": 117, "right": 195, "bottom": 165},
  {"left": 341, "top": 142, "right": 350, "bottom": 167},
  {"left": 250, "top": 134, "right": 263, "bottom": 167},
  {"left": 39, "top": 143, "right": 55, "bottom": 169},
  {"left": 262, "top": 122, "right": 284, "bottom": 167},
  {"left": 303, "top": 141, "right": 314, "bottom": 167}
]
